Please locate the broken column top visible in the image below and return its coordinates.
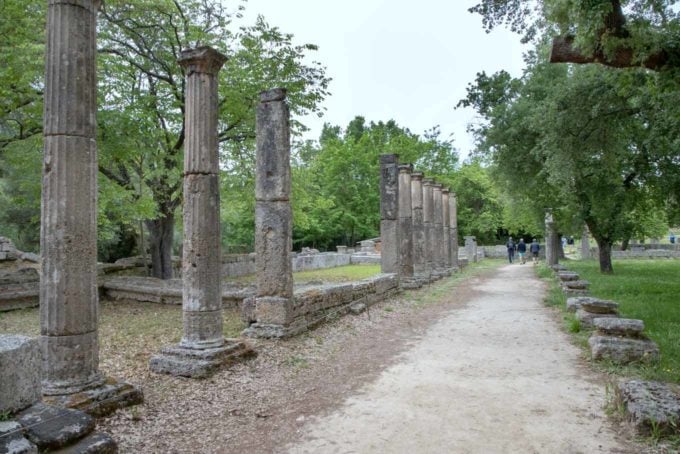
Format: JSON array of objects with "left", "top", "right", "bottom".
[
  {"left": 423, "top": 179, "right": 434, "bottom": 186},
  {"left": 398, "top": 164, "right": 412, "bottom": 173},
  {"left": 178, "top": 46, "right": 227, "bottom": 75},
  {"left": 442, "top": 187, "right": 449, "bottom": 194},
  {"left": 380, "top": 154, "right": 399, "bottom": 165},
  {"left": 260, "top": 88, "right": 287, "bottom": 103},
  {"left": 411, "top": 172, "right": 423, "bottom": 180}
]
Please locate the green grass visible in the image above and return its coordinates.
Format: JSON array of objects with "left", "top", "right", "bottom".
[
  {"left": 566, "top": 259, "right": 680, "bottom": 384},
  {"left": 224, "top": 264, "right": 381, "bottom": 285}
]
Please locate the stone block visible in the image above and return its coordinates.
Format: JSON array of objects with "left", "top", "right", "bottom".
[
  {"left": 352, "top": 281, "right": 375, "bottom": 300},
  {"left": 242, "top": 318, "right": 308, "bottom": 339},
  {"left": 0, "top": 421, "right": 37, "bottom": 454},
  {"left": 373, "top": 274, "right": 399, "bottom": 295},
  {"left": 0, "top": 335, "right": 41, "bottom": 414},
  {"left": 349, "top": 302, "right": 367, "bottom": 315},
  {"left": 323, "top": 284, "right": 353, "bottom": 309},
  {"left": 380, "top": 219, "right": 399, "bottom": 274},
  {"left": 255, "top": 201, "right": 293, "bottom": 297},
  {"left": 181, "top": 310, "right": 224, "bottom": 348},
  {"left": 616, "top": 380, "right": 680, "bottom": 435},
  {"left": 566, "top": 296, "right": 609, "bottom": 313},
  {"left": 379, "top": 154, "right": 399, "bottom": 220},
  {"left": 576, "top": 309, "right": 618, "bottom": 329},
  {"left": 580, "top": 299, "right": 619, "bottom": 314},
  {"left": 588, "top": 335, "right": 659, "bottom": 364},
  {"left": 240, "top": 296, "right": 256, "bottom": 323},
  {"left": 17, "top": 403, "right": 94, "bottom": 451},
  {"left": 182, "top": 174, "right": 222, "bottom": 312},
  {"left": 43, "top": 377, "right": 143, "bottom": 418},
  {"left": 56, "top": 432, "right": 117, "bottom": 454},
  {"left": 255, "top": 296, "right": 293, "bottom": 325},
  {"left": 593, "top": 318, "right": 644, "bottom": 337},
  {"left": 255, "top": 93, "right": 291, "bottom": 201},
  {"left": 150, "top": 340, "right": 253, "bottom": 379},
  {"left": 557, "top": 271, "right": 579, "bottom": 281},
  {"left": 562, "top": 279, "right": 589, "bottom": 290}
]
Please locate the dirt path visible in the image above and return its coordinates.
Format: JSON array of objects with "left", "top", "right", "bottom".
[{"left": 286, "top": 264, "right": 635, "bottom": 454}]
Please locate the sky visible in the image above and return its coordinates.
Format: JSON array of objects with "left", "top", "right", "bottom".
[{"left": 236, "top": 0, "right": 529, "bottom": 159}]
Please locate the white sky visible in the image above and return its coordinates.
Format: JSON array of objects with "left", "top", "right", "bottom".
[{"left": 237, "top": 0, "right": 528, "bottom": 160}]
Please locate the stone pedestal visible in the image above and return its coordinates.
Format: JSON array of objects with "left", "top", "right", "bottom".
[
  {"left": 398, "top": 165, "right": 418, "bottom": 288},
  {"left": 449, "top": 192, "right": 459, "bottom": 269},
  {"left": 244, "top": 88, "right": 298, "bottom": 338},
  {"left": 379, "top": 154, "right": 400, "bottom": 275},
  {"left": 150, "top": 47, "right": 250, "bottom": 374},
  {"left": 422, "top": 179, "right": 435, "bottom": 278},
  {"left": 410, "top": 173, "right": 428, "bottom": 282},
  {"left": 465, "top": 236, "right": 477, "bottom": 263},
  {"left": 40, "top": 0, "right": 141, "bottom": 413}
]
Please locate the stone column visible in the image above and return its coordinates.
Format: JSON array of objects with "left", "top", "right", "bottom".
[
  {"left": 422, "top": 179, "right": 435, "bottom": 279},
  {"left": 380, "top": 154, "right": 400, "bottom": 274},
  {"left": 432, "top": 183, "right": 446, "bottom": 275},
  {"left": 398, "top": 164, "right": 418, "bottom": 288},
  {"left": 246, "top": 88, "right": 297, "bottom": 338},
  {"left": 449, "top": 192, "right": 459, "bottom": 269},
  {"left": 545, "top": 210, "right": 559, "bottom": 266},
  {"left": 150, "top": 48, "right": 249, "bottom": 376},
  {"left": 465, "top": 236, "right": 477, "bottom": 263},
  {"left": 411, "top": 172, "right": 427, "bottom": 281},
  {"left": 581, "top": 224, "right": 591, "bottom": 259},
  {"left": 442, "top": 188, "right": 451, "bottom": 269},
  {"left": 41, "top": 0, "right": 141, "bottom": 412}
]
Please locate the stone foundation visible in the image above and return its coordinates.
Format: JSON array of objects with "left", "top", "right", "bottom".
[
  {"left": 43, "top": 377, "right": 143, "bottom": 418},
  {"left": 149, "top": 340, "right": 254, "bottom": 379}
]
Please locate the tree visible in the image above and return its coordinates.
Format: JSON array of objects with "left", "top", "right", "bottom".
[
  {"left": 97, "top": 0, "right": 330, "bottom": 278},
  {"left": 470, "top": 0, "right": 680, "bottom": 71}
]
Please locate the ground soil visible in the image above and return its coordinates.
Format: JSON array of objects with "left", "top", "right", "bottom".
[{"left": 95, "top": 263, "right": 649, "bottom": 453}]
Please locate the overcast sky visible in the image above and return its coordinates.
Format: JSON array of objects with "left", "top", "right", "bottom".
[{"left": 237, "top": 0, "right": 528, "bottom": 159}]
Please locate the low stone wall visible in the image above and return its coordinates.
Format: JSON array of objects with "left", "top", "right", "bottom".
[
  {"left": 102, "top": 277, "right": 254, "bottom": 309},
  {"left": 610, "top": 249, "right": 680, "bottom": 259},
  {"left": 222, "top": 254, "right": 257, "bottom": 278},
  {"left": 293, "top": 253, "right": 351, "bottom": 272},
  {"left": 242, "top": 273, "right": 400, "bottom": 337},
  {"left": 480, "top": 245, "right": 546, "bottom": 259}
]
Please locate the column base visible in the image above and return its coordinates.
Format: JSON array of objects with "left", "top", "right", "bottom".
[
  {"left": 149, "top": 339, "right": 254, "bottom": 378},
  {"left": 43, "top": 377, "right": 143, "bottom": 418},
  {"left": 242, "top": 319, "right": 308, "bottom": 339}
]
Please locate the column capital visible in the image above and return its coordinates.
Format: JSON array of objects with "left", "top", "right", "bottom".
[
  {"left": 423, "top": 178, "right": 434, "bottom": 186},
  {"left": 411, "top": 172, "right": 423, "bottom": 181},
  {"left": 398, "top": 163, "right": 413, "bottom": 173},
  {"left": 49, "top": 0, "right": 101, "bottom": 13},
  {"left": 260, "top": 88, "right": 287, "bottom": 102},
  {"left": 442, "top": 187, "right": 450, "bottom": 194},
  {"left": 179, "top": 46, "right": 227, "bottom": 76}
]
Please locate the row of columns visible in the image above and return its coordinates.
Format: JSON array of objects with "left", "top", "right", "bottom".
[{"left": 380, "top": 155, "right": 459, "bottom": 286}]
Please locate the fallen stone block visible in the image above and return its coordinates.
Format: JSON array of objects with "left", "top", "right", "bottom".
[
  {"left": 593, "top": 318, "right": 644, "bottom": 337},
  {"left": 616, "top": 380, "right": 680, "bottom": 435},
  {"left": 589, "top": 335, "right": 659, "bottom": 364},
  {"left": 0, "top": 421, "right": 37, "bottom": 454},
  {"left": 580, "top": 299, "right": 619, "bottom": 314},
  {"left": 566, "top": 296, "right": 615, "bottom": 313},
  {"left": 349, "top": 302, "right": 367, "bottom": 315},
  {"left": 576, "top": 309, "right": 618, "bottom": 329},
  {"left": 550, "top": 264, "right": 567, "bottom": 272},
  {"left": 0, "top": 335, "right": 41, "bottom": 414},
  {"left": 557, "top": 271, "right": 579, "bottom": 282},
  {"left": 43, "top": 378, "right": 143, "bottom": 418},
  {"left": 17, "top": 404, "right": 95, "bottom": 451},
  {"left": 52, "top": 432, "right": 117, "bottom": 454},
  {"left": 562, "top": 279, "right": 589, "bottom": 290}
]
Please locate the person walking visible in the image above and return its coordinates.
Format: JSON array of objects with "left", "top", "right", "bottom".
[
  {"left": 517, "top": 238, "right": 527, "bottom": 264},
  {"left": 530, "top": 238, "right": 540, "bottom": 264},
  {"left": 506, "top": 237, "right": 516, "bottom": 264}
]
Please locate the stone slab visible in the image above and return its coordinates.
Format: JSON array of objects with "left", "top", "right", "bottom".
[
  {"left": 580, "top": 299, "right": 619, "bottom": 314},
  {"left": 149, "top": 339, "right": 254, "bottom": 378},
  {"left": 52, "top": 432, "right": 117, "bottom": 454},
  {"left": 561, "top": 280, "right": 589, "bottom": 290},
  {"left": 43, "top": 377, "right": 143, "bottom": 418},
  {"left": 0, "top": 421, "right": 37, "bottom": 454},
  {"left": 550, "top": 264, "right": 567, "bottom": 272},
  {"left": 576, "top": 309, "right": 618, "bottom": 329},
  {"left": 557, "top": 272, "right": 579, "bottom": 282},
  {"left": 566, "top": 296, "right": 611, "bottom": 313},
  {"left": 0, "top": 335, "right": 41, "bottom": 414},
  {"left": 617, "top": 380, "right": 680, "bottom": 435},
  {"left": 593, "top": 318, "right": 644, "bottom": 337},
  {"left": 588, "top": 335, "right": 659, "bottom": 364},
  {"left": 17, "top": 404, "right": 94, "bottom": 451}
]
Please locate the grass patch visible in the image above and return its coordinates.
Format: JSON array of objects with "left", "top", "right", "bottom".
[
  {"left": 224, "top": 264, "right": 381, "bottom": 285},
  {"left": 564, "top": 260, "right": 680, "bottom": 384}
]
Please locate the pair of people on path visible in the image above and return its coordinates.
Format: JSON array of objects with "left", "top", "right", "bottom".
[{"left": 507, "top": 237, "right": 540, "bottom": 264}]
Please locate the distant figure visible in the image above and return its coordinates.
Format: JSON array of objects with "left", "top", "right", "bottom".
[
  {"left": 506, "top": 237, "right": 516, "bottom": 264},
  {"left": 517, "top": 238, "right": 527, "bottom": 264},
  {"left": 561, "top": 236, "right": 567, "bottom": 249},
  {"left": 530, "top": 238, "right": 540, "bottom": 264},
  {"left": 670, "top": 232, "right": 676, "bottom": 244}
]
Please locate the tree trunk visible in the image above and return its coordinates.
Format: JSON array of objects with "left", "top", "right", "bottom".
[
  {"left": 595, "top": 237, "right": 614, "bottom": 274},
  {"left": 146, "top": 211, "right": 175, "bottom": 279},
  {"left": 621, "top": 236, "right": 630, "bottom": 251}
]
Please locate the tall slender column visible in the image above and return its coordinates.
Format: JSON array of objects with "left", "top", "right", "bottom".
[
  {"left": 422, "top": 179, "right": 434, "bottom": 279},
  {"left": 244, "top": 88, "right": 298, "bottom": 338},
  {"left": 41, "top": 0, "right": 141, "bottom": 412},
  {"left": 380, "top": 154, "right": 400, "bottom": 274},
  {"left": 398, "top": 165, "right": 419, "bottom": 288},
  {"left": 432, "top": 183, "right": 446, "bottom": 275},
  {"left": 449, "top": 192, "right": 459, "bottom": 269},
  {"left": 411, "top": 173, "right": 427, "bottom": 281},
  {"left": 442, "top": 188, "right": 451, "bottom": 269},
  {"left": 151, "top": 48, "right": 250, "bottom": 375}
]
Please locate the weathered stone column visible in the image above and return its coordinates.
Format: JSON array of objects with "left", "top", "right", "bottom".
[
  {"left": 432, "top": 183, "right": 446, "bottom": 275},
  {"left": 150, "top": 47, "right": 250, "bottom": 376},
  {"left": 545, "top": 210, "right": 559, "bottom": 266},
  {"left": 245, "top": 88, "right": 297, "bottom": 338},
  {"left": 398, "top": 164, "right": 418, "bottom": 288},
  {"left": 581, "top": 224, "right": 591, "bottom": 259},
  {"left": 41, "top": 0, "right": 141, "bottom": 412},
  {"left": 449, "top": 192, "right": 459, "bottom": 269},
  {"left": 465, "top": 236, "right": 477, "bottom": 263},
  {"left": 422, "top": 179, "right": 435, "bottom": 279},
  {"left": 442, "top": 188, "right": 451, "bottom": 269},
  {"left": 411, "top": 172, "right": 427, "bottom": 281},
  {"left": 380, "top": 154, "right": 400, "bottom": 274}
]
